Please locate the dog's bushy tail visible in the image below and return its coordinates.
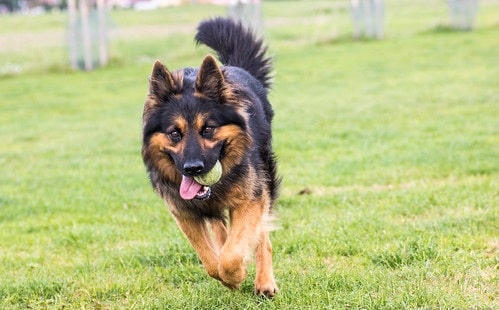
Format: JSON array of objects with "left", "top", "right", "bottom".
[{"left": 195, "top": 18, "right": 272, "bottom": 89}]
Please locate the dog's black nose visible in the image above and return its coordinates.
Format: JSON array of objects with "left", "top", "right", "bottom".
[{"left": 183, "top": 160, "right": 204, "bottom": 175}]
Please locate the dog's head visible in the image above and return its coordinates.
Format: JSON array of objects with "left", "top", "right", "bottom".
[{"left": 142, "top": 55, "right": 251, "bottom": 200}]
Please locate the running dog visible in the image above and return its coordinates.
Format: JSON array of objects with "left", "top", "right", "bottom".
[{"left": 142, "top": 18, "right": 280, "bottom": 297}]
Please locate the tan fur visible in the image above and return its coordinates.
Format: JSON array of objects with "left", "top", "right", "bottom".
[
  {"left": 171, "top": 197, "right": 277, "bottom": 295},
  {"left": 143, "top": 56, "right": 279, "bottom": 297}
]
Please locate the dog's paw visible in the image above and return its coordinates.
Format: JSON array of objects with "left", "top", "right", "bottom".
[
  {"left": 220, "top": 280, "right": 240, "bottom": 290},
  {"left": 254, "top": 280, "right": 278, "bottom": 298},
  {"left": 219, "top": 266, "right": 247, "bottom": 289},
  {"left": 218, "top": 255, "right": 247, "bottom": 289}
]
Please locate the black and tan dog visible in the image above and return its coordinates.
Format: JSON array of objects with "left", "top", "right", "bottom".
[{"left": 141, "top": 18, "right": 280, "bottom": 297}]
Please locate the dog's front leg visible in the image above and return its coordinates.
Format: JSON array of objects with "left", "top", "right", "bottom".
[
  {"left": 173, "top": 216, "right": 224, "bottom": 283},
  {"left": 218, "top": 202, "right": 264, "bottom": 289}
]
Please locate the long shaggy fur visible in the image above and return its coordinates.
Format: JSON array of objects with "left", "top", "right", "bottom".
[
  {"left": 195, "top": 17, "right": 273, "bottom": 90},
  {"left": 141, "top": 17, "right": 280, "bottom": 297}
]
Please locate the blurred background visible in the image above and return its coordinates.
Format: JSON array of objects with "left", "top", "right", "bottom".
[
  {"left": 0, "top": 0, "right": 489, "bottom": 75},
  {"left": 0, "top": 1, "right": 497, "bottom": 308}
]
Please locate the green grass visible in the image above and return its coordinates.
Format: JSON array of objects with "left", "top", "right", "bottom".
[{"left": 1, "top": 1, "right": 498, "bottom": 308}]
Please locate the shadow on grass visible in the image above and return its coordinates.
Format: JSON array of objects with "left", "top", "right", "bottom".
[
  {"left": 314, "top": 33, "right": 384, "bottom": 47},
  {"left": 116, "top": 243, "right": 200, "bottom": 269},
  {"left": 420, "top": 23, "right": 499, "bottom": 36}
]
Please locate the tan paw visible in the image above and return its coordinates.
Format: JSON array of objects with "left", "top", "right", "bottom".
[
  {"left": 220, "top": 280, "right": 240, "bottom": 290},
  {"left": 254, "top": 280, "right": 278, "bottom": 298},
  {"left": 218, "top": 265, "right": 247, "bottom": 289},
  {"left": 218, "top": 255, "right": 247, "bottom": 289}
]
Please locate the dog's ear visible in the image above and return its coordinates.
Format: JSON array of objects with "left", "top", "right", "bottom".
[
  {"left": 149, "top": 60, "right": 176, "bottom": 100},
  {"left": 195, "top": 55, "right": 225, "bottom": 101}
]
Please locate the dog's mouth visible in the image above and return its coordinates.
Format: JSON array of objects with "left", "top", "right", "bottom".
[{"left": 179, "top": 176, "right": 211, "bottom": 200}]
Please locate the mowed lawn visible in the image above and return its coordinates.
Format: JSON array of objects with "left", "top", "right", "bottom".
[{"left": 0, "top": 1, "right": 498, "bottom": 308}]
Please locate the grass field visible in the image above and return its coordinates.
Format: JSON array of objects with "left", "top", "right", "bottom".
[{"left": 1, "top": 1, "right": 498, "bottom": 308}]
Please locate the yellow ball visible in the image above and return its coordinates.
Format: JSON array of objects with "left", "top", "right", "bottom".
[{"left": 194, "top": 161, "right": 222, "bottom": 186}]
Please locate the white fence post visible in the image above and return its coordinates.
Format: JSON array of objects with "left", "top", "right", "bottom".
[
  {"left": 448, "top": 0, "right": 478, "bottom": 30},
  {"left": 67, "top": 0, "right": 109, "bottom": 71},
  {"left": 351, "top": 0, "right": 384, "bottom": 39},
  {"left": 228, "top": 0, "right": 263, "bottom": 34}
]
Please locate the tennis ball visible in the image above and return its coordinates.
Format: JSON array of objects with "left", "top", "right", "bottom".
[{"left": 194, "top": 160, "right": 222, "bottom": 186}]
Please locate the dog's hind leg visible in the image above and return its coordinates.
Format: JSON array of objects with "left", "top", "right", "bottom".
[
  {"left": 173, "top": 215, "right": 237, "bottom": 288},
  {"left": 254, "top": 230, "right": 278, "bottom": 297}
]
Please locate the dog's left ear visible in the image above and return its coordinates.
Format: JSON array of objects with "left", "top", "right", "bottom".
[{"left": 195, "top": 55, "right": 225, "bottom": 101}]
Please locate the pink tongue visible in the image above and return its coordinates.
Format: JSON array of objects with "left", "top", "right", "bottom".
[{"left": 180, "top": 175, "right": 203, "bottom": 200}]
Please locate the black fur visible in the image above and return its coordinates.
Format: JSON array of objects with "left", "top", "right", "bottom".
[
  {"left": 196, "top": 18, "right": 279, "bottom": 204},
  {"left": 195, "top": 17, "right": 273, "bottom": 90},
  {"left": 142, "top": 18, "right": 280, "bottom": 219}
]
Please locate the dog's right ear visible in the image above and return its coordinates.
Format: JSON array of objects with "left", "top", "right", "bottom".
[
  {"left": 195, "top": 55, "right": 225, "bottom": 101},
  {"left": 149, "top": 60, "right": 176, "bottom": 100}
]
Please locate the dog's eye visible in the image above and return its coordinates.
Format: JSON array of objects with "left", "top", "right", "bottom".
[
  {"left": 202, "top": 126, "right": 215, "bottom": 138},
  {"left": 168, "top": 130, "right": 182, "bottom": 142}
]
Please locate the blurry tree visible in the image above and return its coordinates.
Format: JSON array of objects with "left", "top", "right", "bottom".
[
  {"left": 0, "top": 0, "right": 21, "bottom": 11},
  {"left": 1, "top": 0, "right": 66, "bottom": 12}
]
